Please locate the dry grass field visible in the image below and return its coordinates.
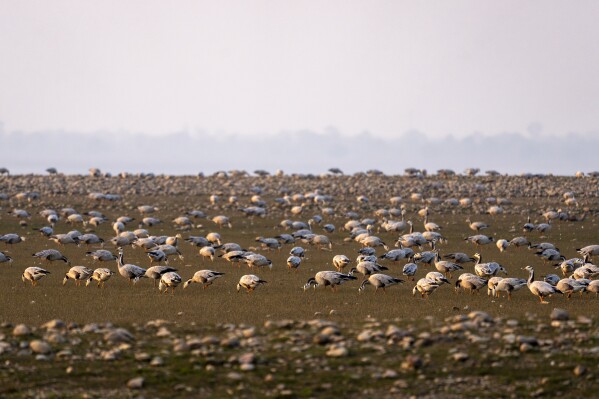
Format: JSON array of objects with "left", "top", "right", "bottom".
[{"left": 0, "top": 172, "right": 597, "bottom": 398}]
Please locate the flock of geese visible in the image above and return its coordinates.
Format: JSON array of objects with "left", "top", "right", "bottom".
[{"left": 1, "top": 174, "right": 599, "bottom": 306}]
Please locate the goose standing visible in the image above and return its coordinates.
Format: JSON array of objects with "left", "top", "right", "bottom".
[
  {"left": 577, "top": 245, "right": 599, "bottom": 259},
  {"left": 183, "top": 270, "right": 225, "bottom": 289},
  {"left": 158, "top": 272, "right": 182, "bottom": 295},
  {"left": 433, "top": 252, "right": 463, "bottom": 279},
  {"left": 556, "top": 278, "right": 587, "bottom": 299},
  {"left": 116, "top": 249, "right": 147, "bottom": 285},
  {"left": 287, "top": 255, "right": 302, "bottom": 271},
  {"left": 237, "top": 274, "right": 268, "bottom": 293},
  {"left": 442, "top": 252, "right": 475, "bottom": 264},
  {"left": 32, "top": 249, "right": 70, "bottom": 265},
  {"left": 199, "top": 246, "right": 216, "bottom": 262},
  {"left": 525, "top": 265, "right": 562, "bottom": 304},
  {"left": 493, "top": 278, "right": 528, "bottom": 300},
  {"left": 473, "top": 253, "right": 508, "bottom": 278},
  {"left": 0, "top": 234, "right": 26, "bottom": 245},
  {"left": 412, "top": 278, "right": 440, "bottom": 299},
  {"left": 455, "top": 273, "right": 487, "bottom": 294},
  {"left": 358, "top": 273, "right": 404, "bottom": 293},
  {"left": 402, "top": 263, "right": 418, "bottom": 281},
  {"left": 303, "top": 271, "right": 356, "bottom": 292},
  {"left": 22, "top": 267, "right": 51, "bottom": 287},
  {"left": 586, "top": 280, "right": 599, "bottom": 297},
  {"left": 86, "top": 250, "right": 117, "bottom": 263},
  {"left": 0, "top": 251, "right": 13, "bottom": 265},
  {"left": 86, "top": 268, "right": 114, "bottom": 288},
  {"left": 466, "top": 218, "right": 489, "bottom": 232},
  {"left": 465, "top": 234, "right": 495, "bottom": 249},
  {"left": 350, "top": 261, "right": 389, "bottom": 278},
  {"left": 145, "top": 266, "right": 178, "bottom": 287},
  {"left": 63, "top": 266, "right": 93, "bottom": 286},
  {"left": 332, "top": 255, "right": 351, "bottom": 272}
]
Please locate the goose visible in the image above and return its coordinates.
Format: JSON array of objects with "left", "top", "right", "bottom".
[
  {"left": 556, "top": 258, "right": 583, "bottom": 277},
  {"left": 535, "top": 248, "right": 565, "bottom": 265},
  {"left": 350, "top": 261, "right": 388, "bottom": 278},
  {"left": 32, "top": 249, "right": 70, "bottom": 265},
  {"left": 466, "top": 218, "right": 489, "bottom": 232},
  {"left": 33, "top": 226, "right": 54, "bottom": 237},
  {"left": 49, "top": 234, "right": 80, "bottom": 246},
  {"left": 183, "top": 270, "right": 225, "bottom": 289},
  {"left": 284, "top": 247, "right": 303, "bottom": 259},
  {"left": 173, "top": 216, "right": 193, "bottom": 229},
  {"left": 113, "top": 221, "right": 125, "bottom": 236},
  {"left": 85, "top": 249, "right": 117, "bottom": 262},
  {"left": 358, "top": 274, "right": 404, "bottom": 293},
  {"left": 256, "top": 237, "right": 282, "bottom": 251},
  {"left": 473, "top": 253, "right": 507, "bottom": 278},
  {"left": 275, "top": 234, "right": 296, "bottom": 244},
  {"left": 360, "top": 235, "right": 388, "bottom": 251},
  {"left": 433, "top": 252, "right": 463, "bottom": 279},
  {"left": 322, "top": 224, "right": 336, "bottom": 233},
  {"left": 287, "top": 255, "right": 302, "bottom": 271},
  {"left": 116, "top": 216, "right": 136, "bottom": 225},
  {"left": 303, "top": 271, "right": 356, "bottom": 292},
  {"left": 525, "top": 265, "right": 562, "bottom": 304},
  {"left": 88, "top": 216, "right": 107, "bottom": 227},
  {"left": 133, "top": 237, "right": 158, "bottom": 250},
  {"left": 145, "top": 266, "right": 178, "bottom": 287},
  {"left": 79, "top": 234, "right": 104, "bottom": 247},
  {"left": 141, "top": 217, "right": 161, "bottom": 227},
  {"left": 413, "top": 250, "right": 437, "bottom": 265},
  {"left": 212, "top": 215, "right": 232, "bottom": 228},
  {"left": 63, "top": 266, "right": 93, "bottom": 286},
  {"left": 577, "top": 245, "right": 599, "bottom": 259},
  {"left": 556, "top": 278, "right": 587, "bottom": 299},
  {"left": 66, "top": 214, "right": 85, "bottom": 225},
  {"left": 424, "top": 272, "right": 451, "bottom": 285},
  {"left": 442, "top": 253, "right": 475, "bottom": 264},
  {"left": 133, "top": 229, "right": 150, "bottom": 238},
  {"left": 86, "top": 268, "right": 114, "bottom": 288},
  {"left": 0, "top": 234, "right": 26, "bottom": 245},
  {"left": 155, "top": 244, "right": 184, "bottom": 261},
  {"left": 186, "top": 236, "right": 211, "bottom": 247},
  {"left": 379, "top": 249, "right": 411, "bottom": 262},
  {"left": 241, "top": 253, "right": 272, "bottom": 270},
  {"left": 412, "top": 278, "right": 440, "bottom": 299},
  {"left": 535, "top": 222, "right": 552, "bottom": 236},
  {"left": 220, "top": 250, "right": 249, "bottom": 266},
  {"left": 199, "top": 246, "right": 215, "bottom": 262},
  {"left": 522, "top": 216, "right": 536, "bottom": 232},
  {"left": 146, "top": 249, "right": 169, "bottom": 265},
  {"left": 237, "top": 274, "right": 268, "bottom": 293},
  {"left": 487, "top": 277, "right": 503, "bottom": 296},
  {"left": 307, "top": 234, "right": 333, "bottom": 251},
  {"left": 494, "top": 278, "right": 528, "bottom": 300},
  {"left": 455, "top": 273, "right": 487, "bottom": 294},
  {"left": 509, "top": 236, "right": 530, "bottom": 247},
  {"left": 496, "top": 239, "right": 509, "bottom": 252},
  {"left": 216, "top": 242, "right": 244, "bottom": 254},
  {"left": 138, "top": 205, "right": 159, "bottom": 214},
  {"left": 402, "top": 263, "right": 418, "bottom": 281},
  {"left": 586, "top": 280, "right": 599, "bottom": 297},
  {"left": 0, "top": 251, "right": 13, "bottom": 264},
  {"left": 116, "top": 249, "right": 147, "bottom": 285},
  {"left": 423, "top": 215, "right": 441, "bottom": 232},
  {"left": 572, "top": 266, "right": 599, "bottom": 280},
  {"left": 158, "top": 272, "right": 182, "bottom": 295},
  {"left": 332, "top": 255, "right": 351, "bottom": 272},
  {"left": 206, "top": 232, "right": 222, "bottom": 246},
  {"left": 111, "top": 235, "right": 137, "bottom": 247},
  {"left": 465, "top": 234, "right": 494, "bottom": 248},
  {"left": 543, "top": 274, "right": 561, "bottom": 286},
  {"left": 22, "top": 267, "right": 51, "bottom": 286},
  {"left": 356, "top": 254, "right": 377, "bottom": 264},
  {"left": 529, "top": 242, "right": 557, "bottom": 251},
  {"left": 357, "top": 247, "right": 376, "bottom": 256}
]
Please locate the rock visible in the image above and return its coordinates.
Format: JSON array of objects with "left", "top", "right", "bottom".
[
  {"left": 516, "top": 336, "right": 538, "bottom": 346},
  {"left": 41, "top": 320, "right": 66, "bottom": 330},
  {"left": 452, "top": 352, "right": 469, "bottom": 362},
  {"left": 240, "top": 363, "right": 256, "bottom": 371},
  {"left": 382, "top": 369, "right": 398, "bottom": 379},
  {"left": 573, "top": 365, "right": 587, "bottom": 377},
  {"left": 46, "top": 333, "right": 66, "bottom": 344},
  {"left": 135, "top": 352, "right": 151, "bottom": 362},
  {"left": 13, "top": 324, "right": 31, "bottom": 337},
  {"left": 29, "top": 340, "right": 52, "bottom": 355},
  {"left": 156, "top": 327, "right": 171, "bottom": 337},
  {"left": 127, "top": 377, "right": 144, "bottom": 389},
  {"left": 550, "top": 308, "right": 569, "bottom": 321},
  {"left": 326, "top": 344, "right": 349, "bottom": 357},
  {"left": 238, "top": 353, "right": 256, "bottom": 365},
  {"left": 242, "top": 327, "right": 256, "bottom": 338},
  {"left": 150, "top": 356, "right": 164, "bottom": 366},
  {"left": 320, "top": 326, "right": 340, "bottom": 336},
  {"left": 104, "top": 328, "right": 135, "bottom": 344},
  {"left": 468, "top": 311, "right": 493, "bottom": 324},
  {"left": 227, "top": 372, "right": 243, "bottom": 381},
  {"left": 519, "top": 343, "right": 533, "bottom": 353},
  {"left": 401, "top": 355, "right": 423, "bottom": 370}
]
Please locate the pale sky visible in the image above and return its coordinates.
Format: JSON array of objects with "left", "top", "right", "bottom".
[{"left": 1, "top": 0, "right": 598, "bottom": 138}]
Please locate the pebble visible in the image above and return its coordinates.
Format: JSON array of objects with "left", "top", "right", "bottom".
[
  {"left": 550, "top": 308, "right": 569, "bottom": 321},
  {"left": 452, "top": 352, "right": 469, "bottom": 362},
  {"left": 127, "top": 377, "right": 144, "bottom": 389},
  {"left": 42, "top": 319, "right": 66, "bottom": 330},
  {"left": 13, "top": 324, "right": 31, "bottom": 337},
  {"left": 156, "top": 327, "right": 171, "bottom": 337},
  {"left": 104, "top": 328, "right": 135, "bottom": 344},
  {"left": 326, "top": 344, "right": 349, "bottom": 357},
  {"left": 573, "top": 365, "right": 587, "bottom": 377},
  {"left": 29, "top": 340, "right": 52, "bottom": 355},
  {"left": 150, "top": 356, "right": 164, "bottom": 366}
]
